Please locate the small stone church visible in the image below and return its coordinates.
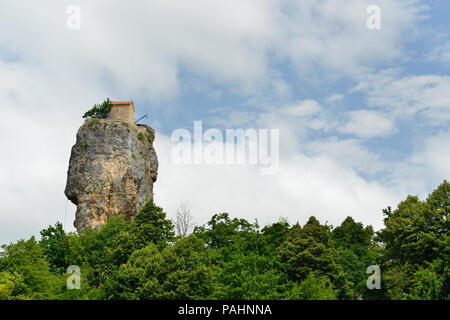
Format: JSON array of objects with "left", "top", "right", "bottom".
[{"left": 107, "top": 101, "right": 135, "bottom": 123}]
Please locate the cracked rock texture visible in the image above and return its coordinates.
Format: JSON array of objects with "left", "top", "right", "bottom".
[{"left": 64, "top": 119, "right": 158, "bottom": 231}]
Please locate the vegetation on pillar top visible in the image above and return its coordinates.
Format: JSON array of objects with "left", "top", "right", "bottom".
[{"left": 82, "top": 98, "right": 112, "bottom": 119}]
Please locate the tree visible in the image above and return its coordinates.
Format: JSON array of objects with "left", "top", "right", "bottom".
[
  {"left": 103, "top": 235, "right": 214, "bottom": 300},
  {"left": 0, "top": 272, "right": 28, "bottom": 300},
  {"left": 194, "top": 213, "right": 256, "bottom": 249},
  {"left": 159, "top": 235, "right": 215, "bottom": 299},
  {"left": 212, "top": 249, "right": 287, "bottom": 299},
  {"left": 102, "top": 243, "right": 164, "bottom": 300},
  {"left": 332, "top": 217, "right": 378, "bottom": 298},
  {"left": 425, "top": 180, "right": 450, "bottom": 232},
  {"left": 286, "top": 273, "right": 337, "bottom": 300},
  {"left": 82, "top": 98, "right": 112, "bottom": 119},
  {"left": 332, "top": 216, "right": 374, "bottom": 250},
  {"left": 377, "top": 180, "right": 450, "bottom": 299},
  {"left": 379, "top": 183, "right": 448, "bottom": 267},
  {"left": 261, "top": 218, "right": 290, "bottom": 249},
  {"left": 278, "top": 216, "right": 351, "bottom": 299},
  {"left": 132, "top": 201, "right": 175, "bottom": 249},
  {"left": 66, "top": 215, "right": 130, "bottom": 288},
  {"left": 0, "top": 237, "right": 61, "bottom": 299},
  {"left": 39, "top": 222, "right": 70, "bottom": 274},
  {"left": 408, "top": 262, "right": 444, "bottom": 300},
  {"left": 439, "top": 235, "right": 450, "bottom": 299},
  {"left": 279, "top": 217, "right": 338, "bottom": 281},
  {"left": 174, "top": 202, "right": 194, "bottom": 237}
]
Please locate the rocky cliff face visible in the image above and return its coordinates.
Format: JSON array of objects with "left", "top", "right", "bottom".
[{"left": 65, "top": 118, "right": 158, "bottom": 231}]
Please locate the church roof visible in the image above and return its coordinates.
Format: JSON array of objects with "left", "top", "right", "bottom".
[{"left": 110, "top": 101, "right": 134, "bottom": 111}]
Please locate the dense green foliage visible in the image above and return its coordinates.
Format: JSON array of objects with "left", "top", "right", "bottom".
[
  {"left": 0, "top": 182, "right": 449, "bottom": 300},
  {"left": 82, "top": 98, "right": 112, "bottom": 119}
]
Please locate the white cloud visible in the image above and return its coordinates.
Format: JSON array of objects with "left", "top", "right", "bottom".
[
  {"left": 0, "top": 61, "right": 91, "bottom": 244},
  {"left": 0, "top": 0, "right": 426, "bottom": 103},
  {"left": 274, "top": 0, "right": 426, "bottom": 77},
  {"left": 353, "top": 70, "right": 450, "bottom": 125},
  {"left": 281, "top": 100, "right": 322, "bottom": 117},
  {"left": 339, "top": 110, "right": 396, "bottom": 138},
  {"left": 305, "top": 137, "right": 387, "bottom": 176},
  {"left": 428, "top": 40, "right": 450, "bottom": 63},
  {"left": 0, "top": 0, "right": 280, "bottom": 102},
  {"left": 411, "top": 130, "right": 450, "bottom": 180},
  {"left": 378, "top": 130, "right": 450, "bottom": 199},
  {"left": 326, "top": 94, "right": 345, "bottom": 104},
  {"left": 155, "top": 133, "right": 402, "bottom": 231},
  {"left": 209, "top": 99, "right": 331, "bottom": 139},
  {"left": 210, "top": 111, "right": 257, "bottom": 128}
]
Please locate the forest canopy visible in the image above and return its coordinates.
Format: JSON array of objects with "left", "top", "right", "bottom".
[{"left": 0, "top": 181, "right": 448, "bottom": 300}]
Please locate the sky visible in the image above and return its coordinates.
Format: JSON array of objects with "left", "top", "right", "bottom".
[{"left": 0, "top": 0, "right": 449, "bottom": 244}]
